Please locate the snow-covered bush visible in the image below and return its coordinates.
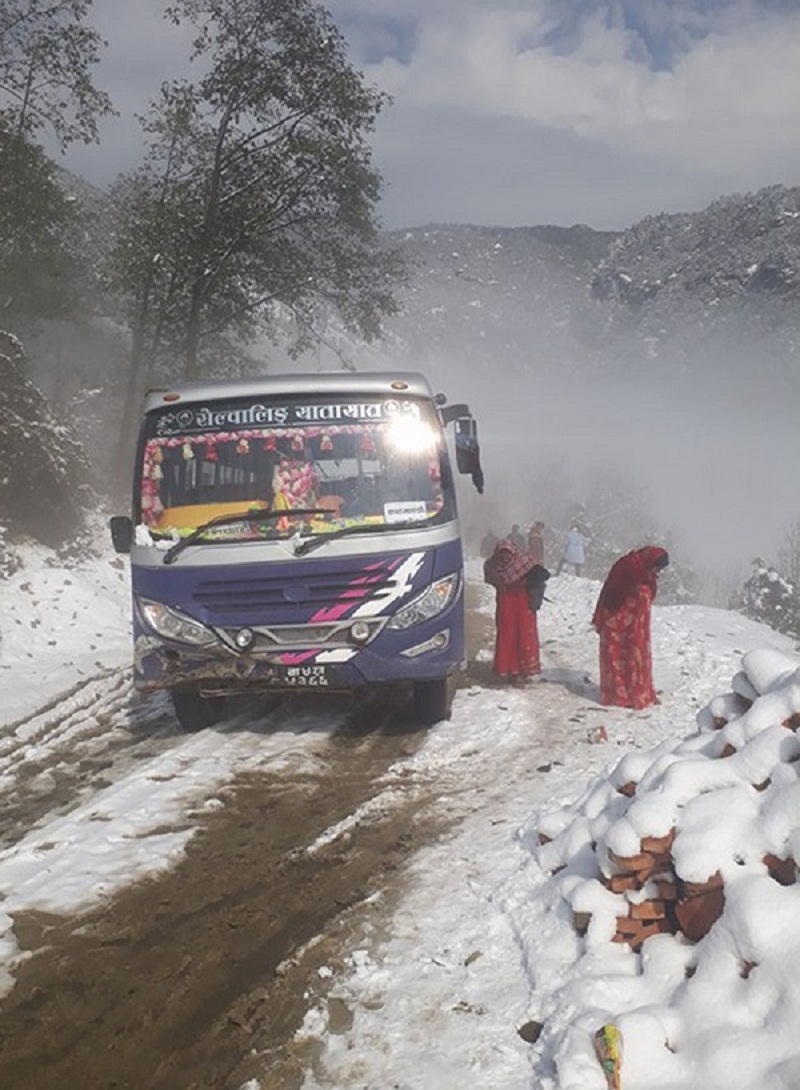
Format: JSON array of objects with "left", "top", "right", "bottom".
[
  {"left": 736, "top": 558, "right": 799, "bottom": 638},
  {"left": 0, "top": 522, "right": 21, "bottom": 579},
  {"left": 0, "top": 331, "right": 93, "bottom": 549}
]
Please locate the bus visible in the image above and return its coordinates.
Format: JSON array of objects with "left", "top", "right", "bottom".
[{"left": 110, "top": 371, "right": 484, "bottom": 731}]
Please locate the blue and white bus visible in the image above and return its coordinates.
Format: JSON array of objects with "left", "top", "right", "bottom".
[{"left": 110, "top": 371, "right": 484, "bottom": 730}]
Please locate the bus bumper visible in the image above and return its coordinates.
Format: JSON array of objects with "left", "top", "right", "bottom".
[{"left": 133, "top": 625, "right": 463, "bottom": 695}]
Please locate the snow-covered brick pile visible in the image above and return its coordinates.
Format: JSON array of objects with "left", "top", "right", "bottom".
[
  {"left": 523, "top": 648, "right": 800, "bottom": 1087},
  {"left": 535, "top": 649, "right": 800, "bottom": 952}
]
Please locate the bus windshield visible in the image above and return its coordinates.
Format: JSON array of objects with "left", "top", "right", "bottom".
[{"left": 138, "top": 393, "right": 455, "bottom": 542}]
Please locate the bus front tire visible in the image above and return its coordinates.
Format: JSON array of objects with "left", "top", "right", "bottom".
[
  {"left": 172, "top": 688, "right": 226, "bottom": 732},
  {"left": 413, "top": 678, "right": 451, "bottom": 726}
]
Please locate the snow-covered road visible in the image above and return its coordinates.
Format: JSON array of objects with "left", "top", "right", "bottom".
[{"left": 1, "top": 548, "right": 798, "bottom": 1090}]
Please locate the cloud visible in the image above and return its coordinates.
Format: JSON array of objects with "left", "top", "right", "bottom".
[
  {"left": 55, "top": 0, "right": 800, "bottom": 228},
  {"left": 353, "top": 4, "right": 800, "bottom": 163}
]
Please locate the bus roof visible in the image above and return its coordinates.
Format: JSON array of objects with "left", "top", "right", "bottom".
[{"left": 142, "top": 371, "right": 438, "bottom": 414}]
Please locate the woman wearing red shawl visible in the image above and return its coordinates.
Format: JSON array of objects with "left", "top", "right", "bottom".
[
  {"left": 484, "top": 539, "right": 549, "bottom": 685},
  {"left": 592, "top": 546, "right": 669, "bottom": 709}
]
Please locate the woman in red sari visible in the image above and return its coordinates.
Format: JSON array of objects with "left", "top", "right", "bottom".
[
  {"left": 592, "top": 546, "right": 669, "bottom": 709},
  {"left": 484, "top": 539, "right": 549, "bottom": 685}
]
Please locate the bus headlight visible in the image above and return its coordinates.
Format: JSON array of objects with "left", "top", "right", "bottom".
[
  {"left": 386, "top": 573, "right": 459, "bottom": 630},
  {"left": 350, "top": 620, "right": 372, "bottom": 644},
  {"left": 138, "top": 598, "right": 217, "bottom": 646},
  {"left": 234, "top": 627, "right": 255, "bottom": 650}
]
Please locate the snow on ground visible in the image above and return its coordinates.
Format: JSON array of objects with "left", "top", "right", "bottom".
[
  {"left": 0, "top": 543, "right": 131, "bottom": 724},
  {"left": 297, "top": 562, "right": 800, "bottom": 1090},
  {"left": 2, "top": 549, "right": 800, "bottom": 1088}
]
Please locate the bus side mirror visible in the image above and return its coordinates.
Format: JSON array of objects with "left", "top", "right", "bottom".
[
  {"left": 454, "top": 418, "right": 485, "bottom": 494},
  {"left": 110, "top": 515, "right": 133, "bottom": 554}
]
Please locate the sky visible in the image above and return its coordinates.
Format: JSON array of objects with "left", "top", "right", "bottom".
[
  {"left": 2, "top": 541, "right": 800, "bottom": 1088},
  {"left": 56, "top": 0, "right": 800, "bottom": 231}
]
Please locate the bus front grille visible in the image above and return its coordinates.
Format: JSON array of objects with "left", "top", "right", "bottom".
[{"left": 192, "top": 566, "right": 399, "bottom": 618}]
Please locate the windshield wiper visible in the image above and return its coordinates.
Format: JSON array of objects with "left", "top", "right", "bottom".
[
  {"left": 162, "top": 508, "right": 330, "bottom": 565},
  {"left": 294, "top": 515, "right": 443, "bottom": 557}
]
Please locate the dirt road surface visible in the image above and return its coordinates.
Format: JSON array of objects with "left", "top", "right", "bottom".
[{"left": 0, "top": 592, "right": 500, "bottom": 1090}]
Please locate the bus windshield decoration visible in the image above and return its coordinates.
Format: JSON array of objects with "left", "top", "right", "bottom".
[
  {"left": 141, "top": 409, "right": 447, "bottom": 540},
  {"left": 110, "top": 372, "right": 484, "bottom": 732}
]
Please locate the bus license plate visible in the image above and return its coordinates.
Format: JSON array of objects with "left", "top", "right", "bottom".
[{"left": 275, "top": 664, "right": 331, "bottom": 687}]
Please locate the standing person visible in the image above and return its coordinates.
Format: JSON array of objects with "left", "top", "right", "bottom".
[
  {"left": 480, "top": 528, "right": 499, "bottom": 558},
  {"left": 527, "top": 520, "right": 546, "bottom": 565},
  {"left": 591, "top": 546, "right": 669, "bottom": 709},
  {"left": 483, "top": 539, "right": 550, "bottom": 686},
  {"left": 556, "top": 525, "right": 586, "bottom": 576},
  {"left": 509, "top": 523, "right": 525, "bottom": 549}
]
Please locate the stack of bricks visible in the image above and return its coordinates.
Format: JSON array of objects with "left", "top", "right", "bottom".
[
  {"left": 563, "top": 696, "right": 800, "bottom": 953},
  {"left": 673, "top": 870, "right": 726, "bottom": 942},
  {"left": 603, "top": 830, "right": 680, "bottom": 951},
  {"left": 597, "top": 829, "right": 729, "bottom": 950},
  {"left": 709, "top": 689, "right": 753, "bottom": 730},
  {"left": 591, "top": 835, "right": 798, "bottom": 951}
]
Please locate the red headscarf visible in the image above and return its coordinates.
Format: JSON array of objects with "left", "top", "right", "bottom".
[
  {"left": 592, "top": 546, "right": 668, "bottom": 627},
  {"left": 483, "top": 539, "right": 536, "bottom": 589}
]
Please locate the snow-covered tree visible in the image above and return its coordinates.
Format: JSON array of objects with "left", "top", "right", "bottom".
[
  {"left": 0, "top": 520, "right": 20, "bottom": 577},
  {"left": 775, "top": 519, "right": 800, "bottom": 636},
  {"left": 736, "top": 558, "right": 797, "bottom": 636},
  {"left": 777, "top": 519, "right": 800, "bottom": 600},
  {"left": 0, "top": 330, "right": 93, "bottom": 550},
  {"left": 0, "top": 126, "right": 81, "bottom": 326}
]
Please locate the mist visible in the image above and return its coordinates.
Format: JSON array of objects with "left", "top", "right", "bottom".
[
  {"left": 317, "top": 327, "right": 799, "bottom": 598},
  {"left": 484, "top": 371, "right": 794, "bottom": 575}
]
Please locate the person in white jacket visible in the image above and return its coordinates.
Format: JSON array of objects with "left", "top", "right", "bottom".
[{"left": 556, "top": 525, "right": 586, "bottom": 576}]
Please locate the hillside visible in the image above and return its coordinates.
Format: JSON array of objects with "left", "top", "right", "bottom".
[
  {"left": 5, "top": 178, "right": 800, "bottom": 579},
  {"left": 328, "top": 186, "right": 800, "bottom": 577},
  {"left": 592, "top": 184, "right": 800, "bottom": 386},
  {"left": 344, "top": 184, "right": 800, "bottom": 394},
  {"left": 30, "top": 175, "right": 800, "bottom": 404},
  {"left": 331, "top": 222, "right": 617, "bottom": 387}
]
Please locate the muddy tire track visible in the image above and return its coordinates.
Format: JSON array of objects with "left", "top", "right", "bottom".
[
  {"left": 0, "top": 672, "right": 178, "bottom": 850},
  {"left": 0, "top": 595, "right": 494, "bottom": 1090},
  {"left": 0, "top": 689, "right": 446, "bottom": 1090}
]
